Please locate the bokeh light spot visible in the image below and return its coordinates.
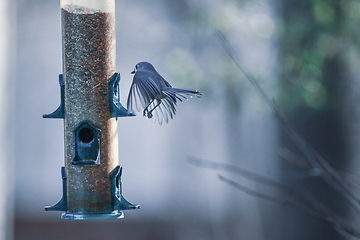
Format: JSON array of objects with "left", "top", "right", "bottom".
[{"left": 250, "top": 14, "right": 275, "bottom": 39}]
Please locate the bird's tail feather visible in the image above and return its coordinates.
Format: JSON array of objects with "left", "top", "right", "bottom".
[
  {"left": 148, "top": 88, "right": 201, "bottom": 125},
  {"left": 163, "top": 88, "right": 202, "bottom": 102}
]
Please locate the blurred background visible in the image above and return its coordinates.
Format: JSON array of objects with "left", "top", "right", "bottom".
[{"left": 1, "top": 0, "right": 360, "bottom": 239}]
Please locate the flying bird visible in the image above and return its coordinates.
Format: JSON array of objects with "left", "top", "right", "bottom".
[{"left": 127, "top": 62, "right": 201, "bottom": 125}]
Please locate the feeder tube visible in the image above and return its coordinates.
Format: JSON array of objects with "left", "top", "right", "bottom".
[{"left": 61, "top": 0, "right": 118, "bottom": 214}]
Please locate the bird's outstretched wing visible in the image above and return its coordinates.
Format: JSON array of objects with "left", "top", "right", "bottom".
[
  {"left": 127, "top": 74, "right": 161, "bottom": 113},
  {"left": 151, "top": 87, "right": 202, "bottom": 125}
]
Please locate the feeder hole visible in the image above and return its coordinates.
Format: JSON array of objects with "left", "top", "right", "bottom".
[{"left": 79, "top": 127, "right": 94, "bottom": 143}]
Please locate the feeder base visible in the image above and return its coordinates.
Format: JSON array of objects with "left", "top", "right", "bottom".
[{"left": 61, "top": 211, "right": 124, "bottom": 220}]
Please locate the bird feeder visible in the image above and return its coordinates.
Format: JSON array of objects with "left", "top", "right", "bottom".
[{"left": 43, "top": 0, "right": 139, "bottom": 220}]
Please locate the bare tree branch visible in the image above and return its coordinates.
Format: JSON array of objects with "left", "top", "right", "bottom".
[
  {"left": 216, "top": 30, "right": 360, "bottom": 213},
  {"left": 188, "top": 156, "right": 360, "bottom": 238},
  {"left": 218, "top": 174, "right": 360, "bottom": 239},
  {"left": 188, "top": 157, "right": 331, "bottom": 214}
]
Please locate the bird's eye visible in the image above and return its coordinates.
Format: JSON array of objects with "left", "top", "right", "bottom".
[{"left": 135, "top": 65, "right": 139, "bottom": 69}]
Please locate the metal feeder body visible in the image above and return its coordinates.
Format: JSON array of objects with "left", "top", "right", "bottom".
[{"left": 43, "top": 0, "right": 139, "bottom": 220}]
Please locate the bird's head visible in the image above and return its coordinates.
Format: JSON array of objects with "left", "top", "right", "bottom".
[{"left": 131, "top": 62, "right": 155, "bottom": 74}]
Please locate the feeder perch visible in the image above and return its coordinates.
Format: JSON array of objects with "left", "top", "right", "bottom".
[{"left": 43, "top": 0, "right": 139, "bottom": 220}]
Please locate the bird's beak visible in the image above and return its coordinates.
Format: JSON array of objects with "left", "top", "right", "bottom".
[{"left": 131, "top": 70, "right": 135, "bottom": 74}]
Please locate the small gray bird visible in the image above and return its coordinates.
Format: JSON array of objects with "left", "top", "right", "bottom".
[{"left": 127, "top": 62, "right": 201, "bottom": 125}]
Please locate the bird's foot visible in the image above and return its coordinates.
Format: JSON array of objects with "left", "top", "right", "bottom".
[{"left": 143, "top": 109, "right": 153, "bottom": 119}]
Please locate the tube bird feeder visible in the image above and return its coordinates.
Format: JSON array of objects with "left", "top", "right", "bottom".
[{"left": 43, "top": 0, "right": 139, "bottom": 220}]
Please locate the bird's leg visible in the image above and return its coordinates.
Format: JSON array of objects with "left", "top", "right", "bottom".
[
  {"left": 143, "top": 99, "right": 155, "bottom": 117},
  {"left": 146, "top": 100, "right": 161, "bottom": 119}
]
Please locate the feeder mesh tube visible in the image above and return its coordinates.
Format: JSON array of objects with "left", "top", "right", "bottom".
[{"left": 61, "top": 0, "right": 118, "bottom": 214}]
